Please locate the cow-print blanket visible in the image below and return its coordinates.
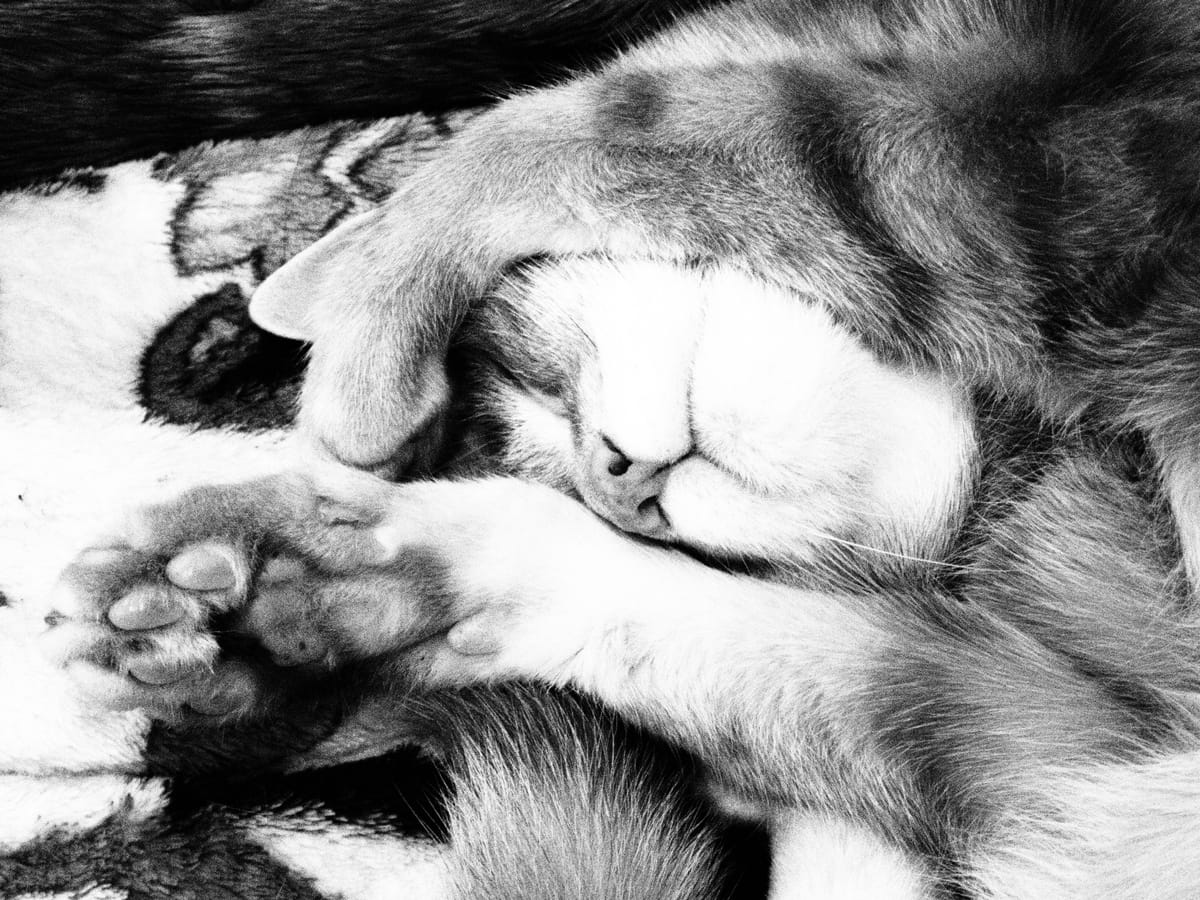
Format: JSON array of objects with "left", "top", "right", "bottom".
[{"left": 0, "top": 112, "right": 485, "bottom": 899}]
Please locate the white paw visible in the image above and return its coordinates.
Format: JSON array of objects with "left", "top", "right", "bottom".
[{"left": 409, "top": 601, "right": 604, "bottom": 688}]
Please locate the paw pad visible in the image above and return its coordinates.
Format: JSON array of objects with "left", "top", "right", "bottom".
[{"left": 44, "top": 472, "right": 416, "bottom": 719}]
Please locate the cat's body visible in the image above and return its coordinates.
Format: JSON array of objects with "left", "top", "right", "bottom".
[
  {"left": 247, "top": 0, "right": 1200, "bottom": 589},
  {"left": 23, "top": 0, "right": 1200, "bottom": 895},
  {"left": 45, "top": 259, "right": 1200, "bottom": 898}
]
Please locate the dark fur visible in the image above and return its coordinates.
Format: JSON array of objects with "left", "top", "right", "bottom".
[{"left": 0, "top": 0, "right": 724, "bottom": 189}]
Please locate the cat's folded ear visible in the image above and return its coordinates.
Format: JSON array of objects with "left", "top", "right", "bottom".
[{"left": 249, "top": 207, "right": 388, "bottom": 342}]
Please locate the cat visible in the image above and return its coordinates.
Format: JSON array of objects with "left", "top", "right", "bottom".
[
  {"left": 244, "top": 0, "right": 1200, "bottom": 593},
  {"left": 44, "top": 257, "right": 1200, "bottom": 898},
  {"left": 25, "top": 0, "right": 1200, "bottom": 893}
]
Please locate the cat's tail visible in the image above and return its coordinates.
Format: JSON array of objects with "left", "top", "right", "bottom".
[
  {"left": 972, "top": 746, "right": 1200, "bottom": 900},
  {"left": 0, "top": 0, "right": 713, "bottom": 189},
  {"left": 409, "top": 683, "right": 728, "bottom": 900}
]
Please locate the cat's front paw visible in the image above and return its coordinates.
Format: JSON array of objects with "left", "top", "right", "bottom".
[
  {"left": 389, "top": 481, "right": 649, "bottom": 691},
  {"left": 406, "top": 580, "right": 641, "bottom": 695},
  {"left": 41, "top": 469, "right": 407, "bottom": 719},
  {"left": 299, "top": 342, "right": 450, "bottom": 478},
  {"left": 251, "top": 206, "right": 453, "bottom": 478},
  {"left": 43, "top": 541, "right": 262, "bottom": 718}
]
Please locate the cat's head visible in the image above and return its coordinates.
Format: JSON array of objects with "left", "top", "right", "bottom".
[{"left": 452, "top": 257, "right": 976, "bottom": 570}]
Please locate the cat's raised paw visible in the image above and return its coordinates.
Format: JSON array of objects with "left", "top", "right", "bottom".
[
  {"left": 40, "top": 470, "right": 399, "bottom": 719},
  {"left": 42, "top": 540, "right": 258, "bottom": 718}
]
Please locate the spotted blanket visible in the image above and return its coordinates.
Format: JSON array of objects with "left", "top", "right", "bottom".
[{"left": 0, "top": 112, "right": 485, "bottom": 899}]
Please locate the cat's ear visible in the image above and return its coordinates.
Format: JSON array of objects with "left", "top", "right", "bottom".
[{"left": 249, "top": 207, "right": 386, "bottom": 341}]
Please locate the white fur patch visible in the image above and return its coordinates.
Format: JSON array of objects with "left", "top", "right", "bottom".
[
  {"left": 0, "top": 774, "right": 166, "bottom": 853},
  {"left": 578, "top": 260, "right": 706, "bottom": 464},
  {"left": 500, "top": 258, "right": 972, "bottom": 563},
  {"left": 246, "top": 817, "right": 451, "bottom": 900},
  {"left": 771, "top": 813, "right": 930, "bottom": 900},
  {"left": 682, "top": 265, "right": 972, "bottom": 561}
]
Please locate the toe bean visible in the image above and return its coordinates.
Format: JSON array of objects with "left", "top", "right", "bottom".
[
  {"left": 108, "top": 586, "right": 187, "bottom": 630},
  {"left": 166, "top": 544, "right": 239, "bottom": 591}
]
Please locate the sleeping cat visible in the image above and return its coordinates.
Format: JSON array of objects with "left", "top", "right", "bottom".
[
  {"left": 44, "top": 258, "right": 1200, "bottom": 898},
  {"left": 246, "top": 0, "right": 1200, "bottom": 593}
]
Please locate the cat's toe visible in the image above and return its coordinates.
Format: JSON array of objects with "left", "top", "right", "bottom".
[
  {"left": 42, "top": 541, "right": 248, "bottom": 715},
  {"left": 64, "top": 657, "right": 262, "bottom": 720},
  {"left": 107, "top": 584, "right": 191, "bottom": 630},
  {"left": 164, "top": 542, "right": 241, "bottom": 592}
]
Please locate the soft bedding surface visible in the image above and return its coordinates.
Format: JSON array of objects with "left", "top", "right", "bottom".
[{"left": 0, "top": 111, "right": 483, "bottom": 899}]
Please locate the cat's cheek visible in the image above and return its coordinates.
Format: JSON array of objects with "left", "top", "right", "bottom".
[
  {"left": 659, "top": 457, "right": 759, "bottom": 554},
  {"left": 659, "top": 458, "right": 841, "bottom": 562}
]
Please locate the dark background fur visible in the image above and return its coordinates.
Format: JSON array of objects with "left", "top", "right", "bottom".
[{"left": 0, "top": 0, "right": 729, "bottom": 188}]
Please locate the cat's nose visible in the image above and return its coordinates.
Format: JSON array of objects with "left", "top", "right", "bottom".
[{"left": 587, "top": 435, "right": 672, "bottom": 537}]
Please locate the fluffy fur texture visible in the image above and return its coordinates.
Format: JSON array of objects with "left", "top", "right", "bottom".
[
  {"left": 16, "top": 0, "right": 1200, "bottom": 896},
  {"left": 45, "top": 256, "right": 1200, "bottom": 898},
  {"left": 249, "top": 0, "right": 1200, "bottom": 588},
  {"left": 0, "top": 114, "right": 764, "bottom": 900},
  {"left": 404, "top": 685, "right": 736, "bottom": 900},
  {"left": 0, "top": 112, "right": 464, "bottom": 900}
]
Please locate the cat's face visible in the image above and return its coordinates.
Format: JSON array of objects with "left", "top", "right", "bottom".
[{"left": 456, "top": 258, "right": 976, "bottom": 569}]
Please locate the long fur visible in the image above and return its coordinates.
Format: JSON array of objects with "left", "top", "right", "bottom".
[
  {"left": 407, "top": 684, "right": 730, "bottom": 900},
  {"left": 45, "top": 260, "right": 1200, "bottom": 898},
  {"left": 24, "top": 0, "right": 1200, "bottom": 896},
  {"left": 250, "top": 0, "right": 1200, "bottom": 585}
]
